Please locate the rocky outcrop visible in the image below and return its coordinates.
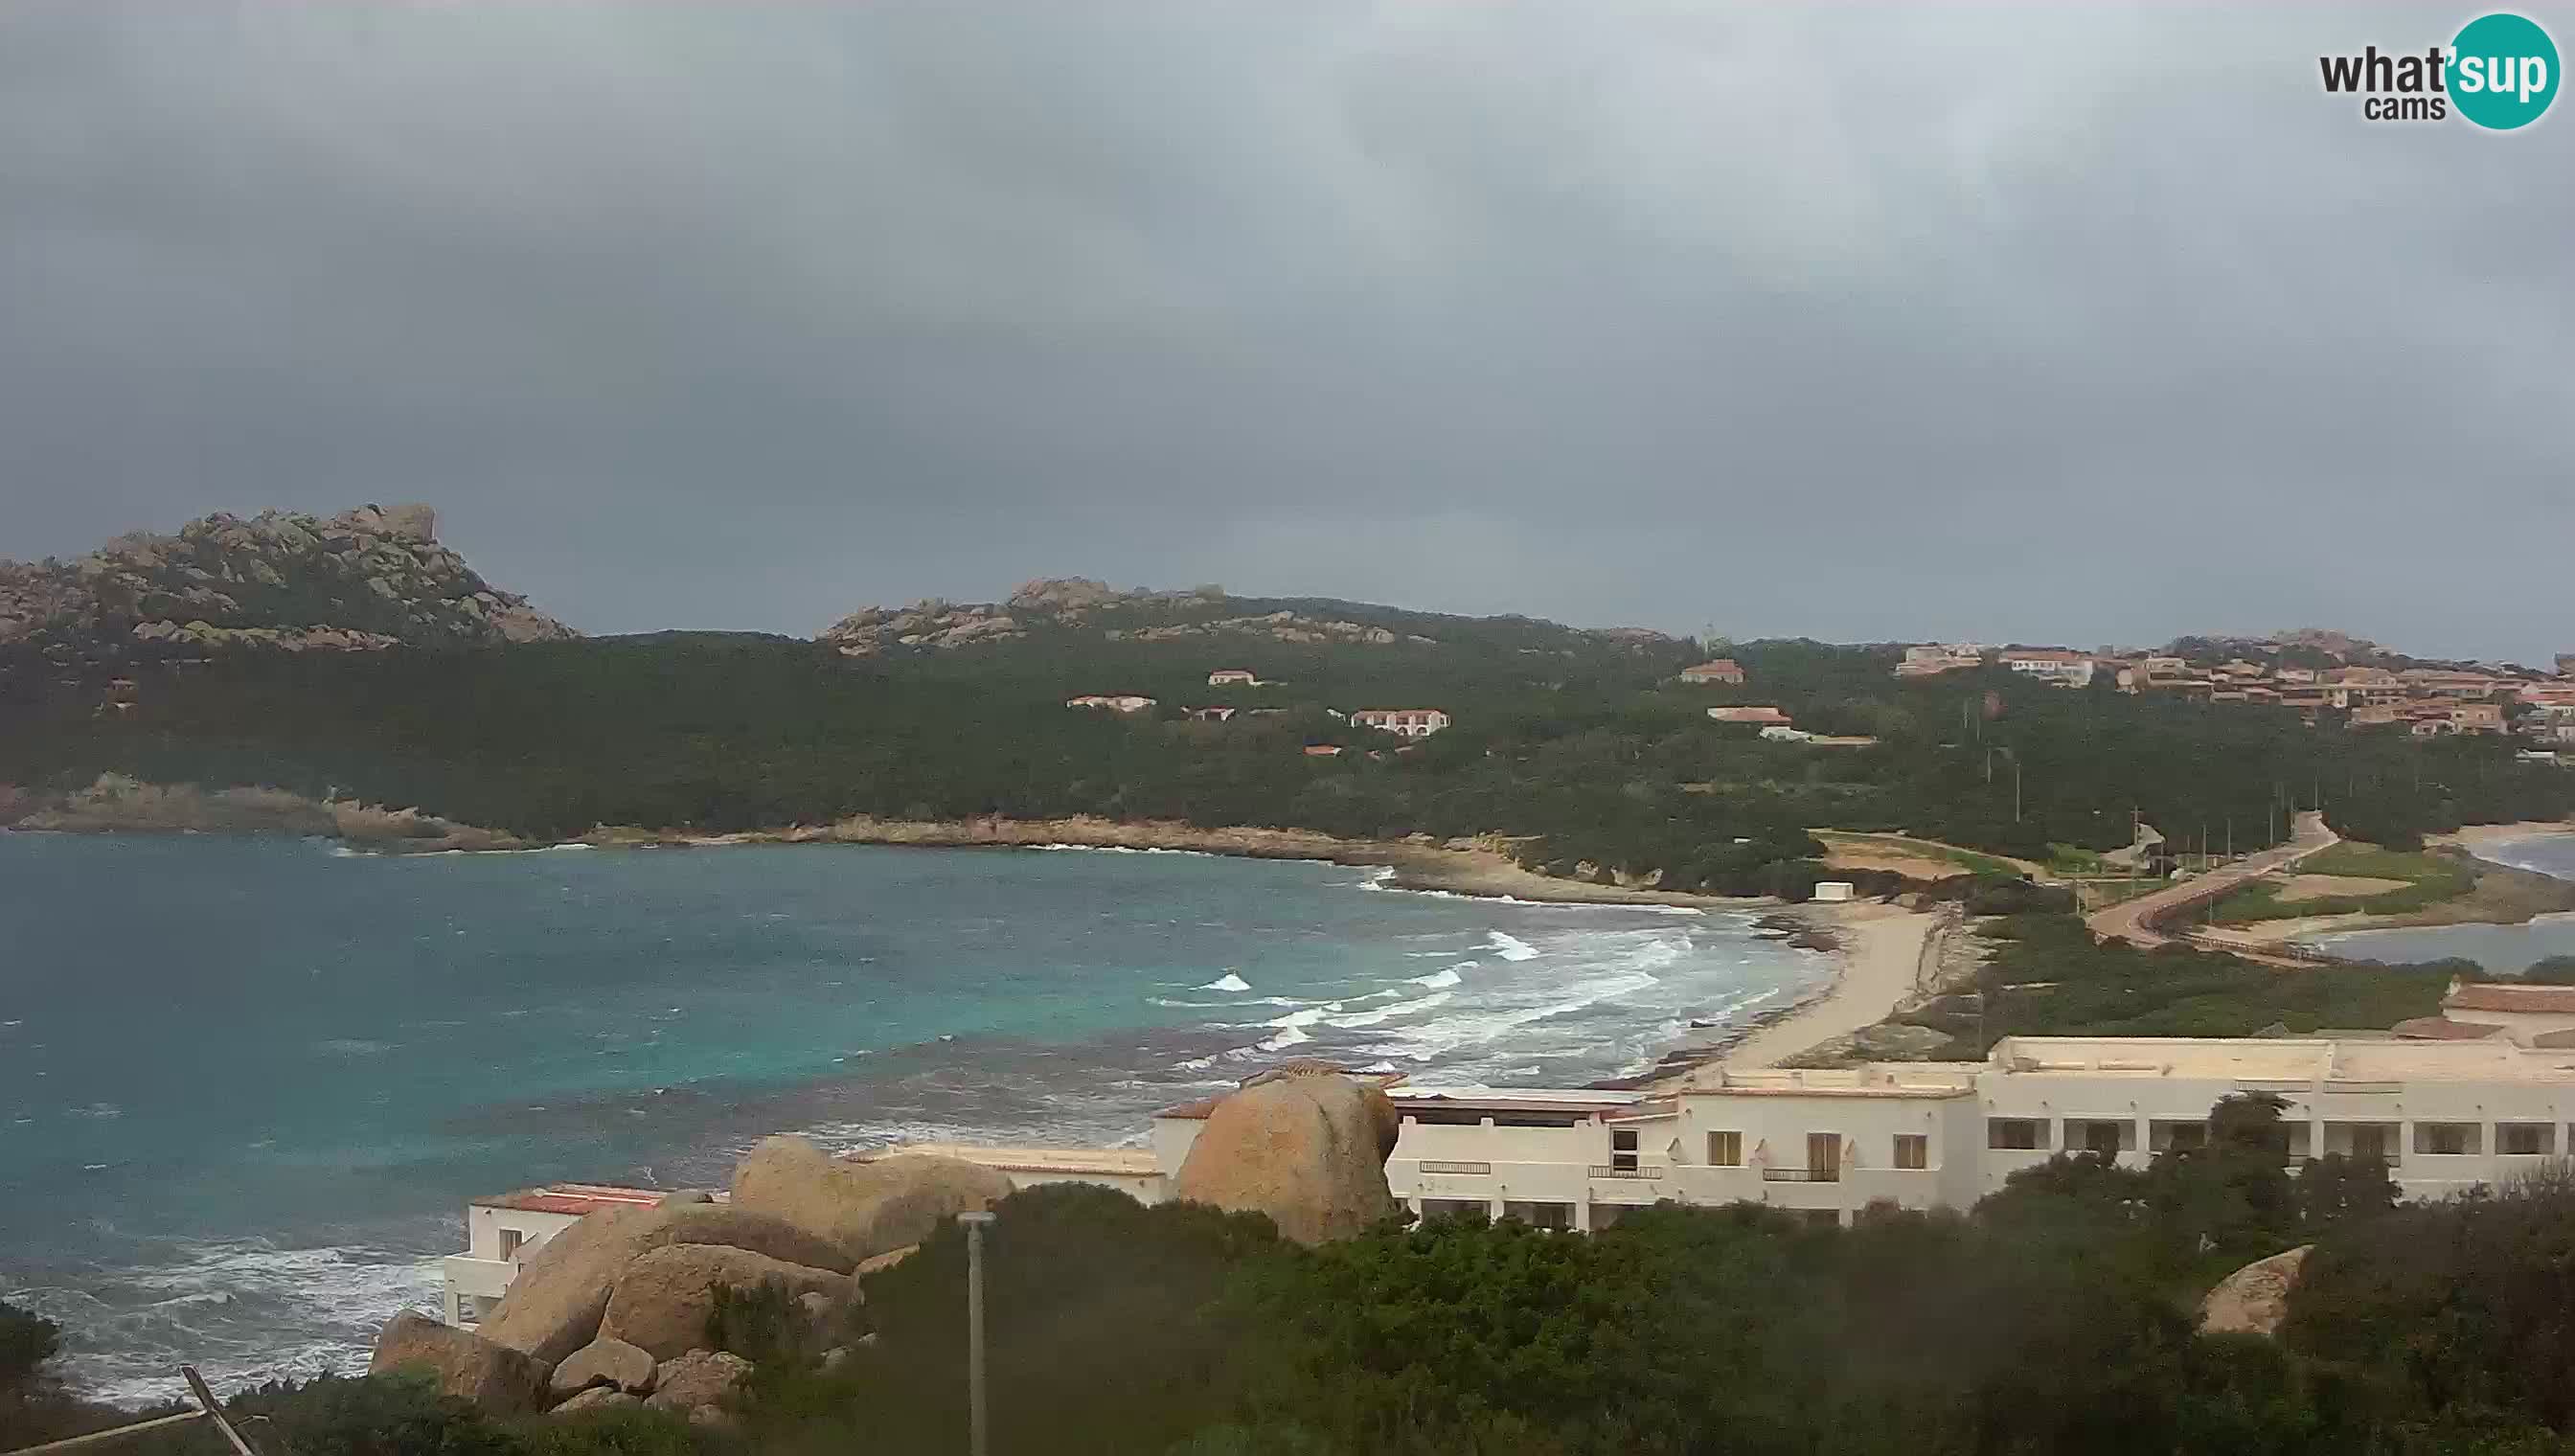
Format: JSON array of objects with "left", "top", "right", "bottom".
[
  {"left": 2199, "top": 1245, "right": 2312, "bottom": 1336},
  {"left": 731, "top": 1138, "right": 1015, "bottom": 1262},
  {"left": 0, "top": 503, "right": 572, "bottom": 662},
  {"left": 16, "top": 775, "right": 525, "bottom": 852},
  {"left": 549, "top": 1336, "right": 658, "bottom": 1399},
  {"left": 644, "top": 1350, "right": 753, "bottom": 1420},
  {"left": 477, "top": 1202, "right": 854, "bottom": 1366},
  {"left": 549, "top": 1388, "right": 644, "bottom": 1418},
  {"left": 599, "top": 1243, "right": 854, "bottom": 1360},
  {"left": 367, "top": 1311, "right": 550, "bottom": 1415},
  {"left": 1172, "top": 1069, "right": 1399, "bottom": 1244}
]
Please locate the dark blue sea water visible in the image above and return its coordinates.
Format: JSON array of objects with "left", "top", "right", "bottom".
[
  {"left": 0, "top": 833, "right": 1823, "bottom": 1403},
  {"left": 2303, "top": 832, "right": 2575, "bottom": 971}
]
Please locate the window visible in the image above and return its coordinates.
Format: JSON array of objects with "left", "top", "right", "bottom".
[
  {"left": 1708, "top": 1130, "right": 1743, "bottom": 1167},
  {"left": 2067, "top": 1119, "right": 2131, "bottom": 1155},
  {"left": 2499, "top": 1123, "right": 2555, "bottom": 1156},
  {"left": 497, "top": 1229, "right": 524, "bottom": 1262},
  {"left": 2350, "top": 1124, "right": 2390, "bottom": 1161},
  {"left": 1588, "top": 1203, "right": 1628, "bottom": 1233},
  {"left": 1611, "top": 1127, "right": 1639, "bottom": 1172},
  {"left": 1808, "top": 1132, "right": 1842, "bottom": 1182},
  {"left": 1893, "top": 1134, "right": 1928, "bottom": 1170},
  {"left": 1987, "top": 1118, "right": 2041, "bottom": 1150},
  {"left": 2160, "top": 1123, "right": 2208, "bottom": 1153},
  {"left": 2415, "top": 1122, "right": 2480, "bottom": 1156}
]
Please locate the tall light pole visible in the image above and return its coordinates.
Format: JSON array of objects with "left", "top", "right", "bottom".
[{"left": 959, "top": 1210, "right": 996, "bottom": 1456}]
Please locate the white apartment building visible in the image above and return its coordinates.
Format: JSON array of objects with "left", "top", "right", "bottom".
[
  {"left": 441, "top": 1184, "right": 670, "bottom": 1328},
  {"left": 2000, "top": 650, "right": 2097, "bottom": 689},
  {"left": 1349, "top": 709, "right": 1451, "bottom": 738},
  {"left": 444, "top": 1028, "right": 2575, "bottom": 1328},
  {"left": 1146, "top": 1036, "right": 2575, "bottom": 1228}
]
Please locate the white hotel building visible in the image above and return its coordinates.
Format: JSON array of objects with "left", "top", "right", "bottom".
[
  {"left": 443, "top": 1011, "right": 2575, "bottom": 1325},
  {"left": 1143, "top": 1033, "right": 2575, "bottom": 1231}
]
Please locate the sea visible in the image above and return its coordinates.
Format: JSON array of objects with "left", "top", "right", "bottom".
[
  {"left": 2301, "top": 832, "right": 2575, "bottom": 971},
  {"left": 0, "top": 833, "right": 1826, "bottom": 1405}
]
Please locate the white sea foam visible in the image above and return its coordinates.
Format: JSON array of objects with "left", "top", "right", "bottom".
[
  {"left": 37, "top": 1240, "right": 440, "bottom": 1409},
  {"left": 1484, "top": 931, "right": 1539, "bottom": 962},
  {"left": 1324, "top": 990, "right": 1451, "bottom": 1029},
  {"left": 1408, "top": 964, "right": 1469, "bottom": 989},
  {"left": 1257, "top": 1005, "right": 1328, "bottom": 1051},
  {"left": 1201, "top": 971, "right": 1251, "bottom": 992}
]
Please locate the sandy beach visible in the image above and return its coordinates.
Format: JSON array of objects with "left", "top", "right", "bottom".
[
  {"left": 2438, "top": 821, "right": 2575, "bottom": 853},
  {"left": 1642, "top": 901, "right": 1940, "bottom": 1082}
]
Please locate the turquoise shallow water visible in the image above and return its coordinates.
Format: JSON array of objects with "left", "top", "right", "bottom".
[
  {"left": 0, "top": 833, "right": 1823, "bottom": 1402},
  {"left": 2300, "top": 833, "right": 2575, "bottom": 972}
]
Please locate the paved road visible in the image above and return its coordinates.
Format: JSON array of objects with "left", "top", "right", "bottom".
[{"left": 2083, "top": 811, "right": 2338, "bottom": 948}]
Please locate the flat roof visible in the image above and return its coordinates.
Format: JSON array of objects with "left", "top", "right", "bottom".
[
  {"left": 1995, "top": 1035, "right": 2575, "bottom": 1084},
  {"left": 473, "top": 1183, "right": 674, "bottom": 1216},
  {"left": 858, "top": 1142, "right": 1159, "bottom": 1177}
]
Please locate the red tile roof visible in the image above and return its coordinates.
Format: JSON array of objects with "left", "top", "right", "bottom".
[
  {"left": 2447, "top": 983, "right": 2575, "bottom": 1014},
  {"left": 477, "top": 1184, "right": 671, "bottom": 1216}
]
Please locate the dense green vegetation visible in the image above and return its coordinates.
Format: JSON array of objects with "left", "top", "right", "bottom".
[
  {"left": 1887, "top": 913, "right": 2457, "bottom": 1058},
  {"left": 5, "top": 623, "right": 2566, "bottom": 897},
  {"left": 29, "top": 1103, "right": 2575, "bottom": 1456}
]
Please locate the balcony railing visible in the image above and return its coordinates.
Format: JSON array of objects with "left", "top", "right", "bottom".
[
  {"left": 1758, "top": 1168, "right": 1842, "bottom": 1183},
  {"left": 1416, "top": 1160, "right": 1493, "bottom": 1175},
  {"left": 1586, "top": 1164, "right": 1666, "bottom": 1180}
]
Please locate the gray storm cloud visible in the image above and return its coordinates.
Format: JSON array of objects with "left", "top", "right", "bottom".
[{"left": 0, "top": 1, "right": 2565, "bottom": 659}]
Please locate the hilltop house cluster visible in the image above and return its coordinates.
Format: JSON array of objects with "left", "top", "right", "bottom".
[
  {"left": 1065, "top": 670, "right": 1451, "bottom": 753},
  {"left": 1897, "top": 643, "right": 2575, "bottom": 746}
]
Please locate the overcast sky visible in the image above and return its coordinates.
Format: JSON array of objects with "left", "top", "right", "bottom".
[{"left": 1, "top": 3, "right": 2567, "bottom": 661}]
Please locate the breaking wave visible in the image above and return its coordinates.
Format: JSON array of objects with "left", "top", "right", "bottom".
[{"left": 1200, "top": 971, "right": 1251, "bottom": 992}]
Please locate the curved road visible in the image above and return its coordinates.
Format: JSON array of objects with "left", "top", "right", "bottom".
[{"left": 2084, "top": 811, "right": 2338, "bottom": 948}]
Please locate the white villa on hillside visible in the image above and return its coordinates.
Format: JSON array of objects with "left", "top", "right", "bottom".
[
  {"left": 1065, "top": 694, "right": 1157, "bottom": 713},
  {"left": 1350, "top": 709, "right": 1450, "bottom": 738}
]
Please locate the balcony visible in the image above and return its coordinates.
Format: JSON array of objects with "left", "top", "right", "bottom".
[
  {"left": 1759, "top": 1168, "right": 1841, "bottom": 1183},
  {"left": 441, "top": 1255, "right": 517, "bottom": 1301},
  {"left": 1416, "top": 1160, "right": 1493, "bottom": 1175},
  {"left": 1586, "top": 1164, "right": 1666, "bottom": 1180}
]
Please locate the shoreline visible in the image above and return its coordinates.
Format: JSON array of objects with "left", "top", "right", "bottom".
[
  {"left": 591, "top": 814, "right": 1777, "bottom": 911},
  {"left": 2207, "top": 829, "right": 2575, "bottom": 951},
  {"left": 6, "top": 776, "right": 1777, "bottom": 913},
  {"left": 1609, "top": 901, "right": 1941, "bottom": 1093}
]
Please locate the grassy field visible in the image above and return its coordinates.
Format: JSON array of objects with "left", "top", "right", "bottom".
[
  {"left": 1882, "top": 913, "right": 2456, "bottom": 1057},
  {"left": 2211, "top": 842, "right": 2477, "bottom": 924}
]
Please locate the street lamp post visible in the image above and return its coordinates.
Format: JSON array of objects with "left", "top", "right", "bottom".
[{"left": 959, "top": 1210, "right": 996, "bottom": 1456}]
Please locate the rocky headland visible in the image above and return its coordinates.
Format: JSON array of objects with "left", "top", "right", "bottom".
[{"left": 0, "top": 503, "right": 573, "bottom": 663}]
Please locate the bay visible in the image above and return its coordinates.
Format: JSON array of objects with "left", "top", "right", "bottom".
[{"left": 0, "top": 832, "right": 1822, "bottom": 1402}]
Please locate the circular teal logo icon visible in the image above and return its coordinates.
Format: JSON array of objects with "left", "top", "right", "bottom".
[{"left": 2451, "top": 12, "right": 2559, "bottom": 129}]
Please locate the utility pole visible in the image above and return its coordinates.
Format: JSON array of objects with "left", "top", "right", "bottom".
[{"left": 960, "top": 1211, "right": 996, "bottom": 1456}]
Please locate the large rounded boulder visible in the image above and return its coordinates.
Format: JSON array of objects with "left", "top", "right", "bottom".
[
  {"left": 477, "top": 1202, "right": 855, "bottom": 1366},
  {"left": 731, "top": 1137, "right": 1014, "bottom": 1262},
  {"left": 368, "top": 1311, "right": 549, "bottom": 1414},
  {"left": 549, "top": 1335, "right": 657, "bottom": 1399},
  {"left": 598, "top": 1243, "right": 855, "bottom": 1360},
  {"left": 2199, "top": 1245, "right": 2313, "bottom": 1336},
  {"left": 1172, "top": 1070, "right": 1398, "bottom": 1244}
]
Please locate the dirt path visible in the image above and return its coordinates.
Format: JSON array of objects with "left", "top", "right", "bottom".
[{"left": 2084, "top": 811, "right": 2337, "bottom": 948}]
